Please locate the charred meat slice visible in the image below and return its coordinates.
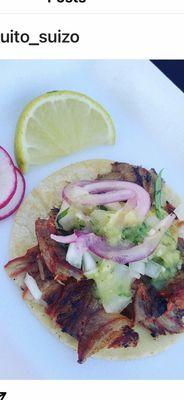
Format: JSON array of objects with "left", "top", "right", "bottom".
[
  {"left": 133, "top": 281, "right": 168, "bottom": 336},
  {"left": 42, "top": 280, "right": 65, "bottom": 319},
  {"left": 134, "top": 280, "right": 167, "bottom": 320},
  {"left": 36, "top": 253, "right": 53, "bottom": 281},
  {"left": 35, "top": 215, "right": 83, "bottom": 281},
  {"left": 47, "top": 278, "right": 138, "bottom": 363},
  {"left": 134, "top": 274, "right": 184, "bottom": 336},
  {"left": 4, "top": 246, "right": 40, "bottom": 285},
  {"left": 160, "top": 270, "right": 184, "bottom": 312},
  {"left": 98, "top": 162, "right": 158, "bottom": 202},
  {"left": 78, "top": 309, "right": 136, "bottom": 363},
  {"left": 54, "top": 279, "right": 100, "bottom": 339},
  {"left": 5, "top": 245, "right": 53, "bottom": 282},
  {"left": 108, "top": 326, "right": 139, "bottom": 349},
  {"left": 4, "top": 245, "right": 58, "bottom": 297}
]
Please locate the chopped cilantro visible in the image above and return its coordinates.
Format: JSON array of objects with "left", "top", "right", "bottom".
[
  {"left": 154, "top": 169, "right": 165, "bottom": 219},
  {"left": 97, "top": 205, "right": 108, "bottom": 211},
  {"left": 75, "top": 219, "right": 85, "bottom": 229},
  {"left": 56, "top": 207, "right": 69, "bottom": 227}
]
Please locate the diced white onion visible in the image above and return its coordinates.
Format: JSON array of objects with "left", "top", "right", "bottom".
[
  {"left": 174, "top": 203, "right": 184, "bottom": 221},
  {"left": 145, "top": 261, "right": 165, "bottom": 279},
  {"left": 129, "top": 260, "right": 146, "bottom": 275},
  {"left": 66, "top": 243, "right": 83, "bottom": 269},
  {"left": 128, "top": 270, "right": 141, "bottom": 280},
  {"left": 60, "top": 212, "right": 76, "bottom": 231},
  {"left": 24, "top": 273, "right": 42, "bottom": 301},
  {"left": 103, "top": 294, "right": 131, "bottom": 313},
  {"left": 82, "top": 252, "right": 97, "bottom": 274},
  {"left": 75, "top": 210, "right": 90, "bottom": 223},
  {"left": 57, "top": 201, "right": 74, "bottom": 231}
]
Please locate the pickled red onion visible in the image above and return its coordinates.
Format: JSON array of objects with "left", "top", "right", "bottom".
[
  {"left": 63, "top": 179, "right": 151, "bottom": 218},
  {"left": 51, "top": 233, "right": 77, "bottom": 244},
  {"left": 51, "top": 213, "right": 175, "bottom": 265}
]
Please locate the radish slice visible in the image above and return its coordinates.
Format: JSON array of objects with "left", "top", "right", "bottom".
[
  {"left": 0, "top": 146, "right": 17, "bottom": 209},
  {"left": 0, "top": 167, "right": 25, "bottom": 220}
]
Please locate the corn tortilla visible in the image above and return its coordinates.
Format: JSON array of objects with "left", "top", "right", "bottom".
[{"left": 9, "top": 159, "right": 182, "bottom": 360}]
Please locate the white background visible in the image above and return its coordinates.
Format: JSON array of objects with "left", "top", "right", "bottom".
[{"left": 0, "top": 0, "right": 184, "bottom": 13}]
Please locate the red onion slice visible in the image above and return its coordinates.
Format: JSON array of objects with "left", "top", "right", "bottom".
[
  {"left": 0, "top": 168, "right": 25, "bottom": 220},
  {"left": 0, "top": 146, "right": 17, "bottom": 209},
  {"left": 78, "top": 189, "right": 133, "bottom": 205},
  {"left": 50, "top": 233, "right": 77, "bottom": 244},
  {"left": 51, "top": 214, "right": 175, "bottom": 265},
  {"left": 63, "top": 179, "right": 151, "bottom": 218},
  {"left": 87, "top": 214, "right": 175, "bottom": 263}
]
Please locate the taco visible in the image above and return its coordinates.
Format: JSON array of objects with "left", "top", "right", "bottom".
[{"left": 5, "top": 159, "right": 184, "bottom": 363}]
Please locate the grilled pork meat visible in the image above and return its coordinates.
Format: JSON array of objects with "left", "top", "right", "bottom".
[
  {"left": 160, "top": 270, "right": 184, "bottom": 313},
  {"left": 134, "top": 274, "right": 184, "bottom": 336},
  {"left": 35, "top": 214, "right": 83, "bottom": 281},
  {"left": 78, "top": 309, "right": 138, "bottom": 363},
  {"left": 133, "top": 280, "right": 168, "bottom": 336},
  {"left": 98, "top": 162, "right": 158, "bottom": 202},
  {"left": 54, "top": 279, "right": 100, "bottom": 339},
  {"left": 6, "top": 245, "right": 138, "bottom": 362},
  {"left": 45, "top": 278, "right": 138, "bottom": 363},
  {"left": 4, "top": 245, "right": 60, "bottom": 298},
  {"left": 4, "top": 246, "right": 42, "bottom": 290},
  {"left": 109, "top": 326, "right": 139, "bottom": 349}
]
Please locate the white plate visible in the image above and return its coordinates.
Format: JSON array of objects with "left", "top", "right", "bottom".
[{"left": 0, "top": 60, "right": 184, "bottom": 380}]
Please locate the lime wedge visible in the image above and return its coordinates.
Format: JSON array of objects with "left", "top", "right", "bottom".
[{"left": 15, "top": 91, "right": 116, "bottom": 172}]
